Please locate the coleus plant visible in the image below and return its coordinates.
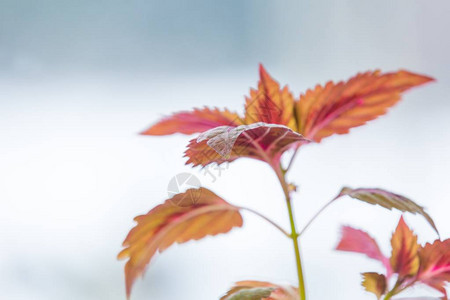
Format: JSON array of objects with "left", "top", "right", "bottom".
[{"left": 118, "top": 65, "right": 449, "bottom": 299}]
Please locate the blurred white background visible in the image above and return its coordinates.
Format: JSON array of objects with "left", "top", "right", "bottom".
[{"left": 1, "top": 0, "right": 449, "bottom": 299}]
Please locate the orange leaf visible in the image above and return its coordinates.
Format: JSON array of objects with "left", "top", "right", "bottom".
[
  {"left": 244, "top": 65, "right": 296, "bottom": 130},
  {"left": 417, "top": 239, "right": 450, "bottom": 297},
  {"left": 141, "top": 107, "right": 243, "bottom": 135},
  {"left": 296, "top": 70, "right": 434, "bottom": 142},
  {"left": 390, "top": 217, "right": 420, "bottom": 280},
  {"left": 184, "top": 123, "right": 309, "bottom": 167},
  {"left": 336, "top": 226, "right": 391, "bottom": 275},
  {"left": 361, "top": 272, "right": 387, "bottom": 299},
  {"left": 118, "top": 187, "right": 243, "bottom": 298},
  {"left": 221, "top": 281, "right": 299, "bottom": 300}
]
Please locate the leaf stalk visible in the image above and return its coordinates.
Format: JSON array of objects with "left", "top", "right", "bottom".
[
  {"left": 238, "top": 206, "right": 290, "bottom": 238},
  {"left": 298, "top": 199, "right": 336, "bottom": 236}
]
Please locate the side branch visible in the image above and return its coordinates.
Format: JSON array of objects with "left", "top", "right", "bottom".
[{"left": 239, "top": 206, "right": 291, "bottom": 238}]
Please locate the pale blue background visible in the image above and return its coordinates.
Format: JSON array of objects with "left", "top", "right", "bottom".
[{"left": 1, "top": 1, "right": 449, "bottom": 299}]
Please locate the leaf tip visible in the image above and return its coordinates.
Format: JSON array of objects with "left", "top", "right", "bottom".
[
  {"left": 258, "top": 63, "right": 265, "bottom": 73},
  {"left": 400, "top": 69, "right": 436, "bottom": 84},
  {"left": 117, "top": 248, "right": 129, "bottom": 260},
  {"left": 258, "top": 63, "right": 271, "bottom": 81},
  {"left": 139, "top": 125, "right": 156, "bottom": 136}
]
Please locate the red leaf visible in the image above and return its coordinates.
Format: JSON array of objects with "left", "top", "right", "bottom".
[
  {"left": 118, "top": 188, "right": 243, "bottom": 298},
  {"left": 244, "top": 65, "right": 297, "bottom": 130},
  {"left": 417, "top": 239, "right": 450, "bottom": 297},
  {"left": 142, "top": 67, "right": 433, "bottom": 148},
  {"left": 184, "top": 122, "right": 309, "bottom": 167},
  {"left": 141, "top": 107, "right": 243, "bottom": 135},
  {"left": 336, "top": 226, "right": 391, "bottom": 275},
  {"left": 390, "top": 217, "right": 420, "bottom": 280},
  {"left": 295, "top": 70, "right": 434, "bottom": 142}
]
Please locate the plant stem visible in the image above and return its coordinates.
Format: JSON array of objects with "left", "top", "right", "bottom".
[
  {"left": 383, "top": 280, "right": 404, "bottom": 300},
  {"left": 383, "top": 293, "right": 393, "bottom": 300},
  {"left": 273, "top": 163, "right": 307, "bottom": 300},
  {"left": 286, "top": 198, "right": 307, "bottom": 300}
]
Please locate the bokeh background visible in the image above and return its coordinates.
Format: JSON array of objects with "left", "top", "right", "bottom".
[{"left": 1, "top": 1, "right": 449, "bottom": 299}]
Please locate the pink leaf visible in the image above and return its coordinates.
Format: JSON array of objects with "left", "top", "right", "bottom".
[{"left": 336, "top": 226, "right": 392, "bottom": 276}]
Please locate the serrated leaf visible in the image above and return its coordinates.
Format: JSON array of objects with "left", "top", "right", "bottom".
[
  {"left": 390, "top": 217, "right": 420, "bottom": 280},
  {"left": 141, "top": 107, "right": 243, "bottom": 135},
  {"left": 224, "top": 287, "right": 275, "bottom": 300},
  {"left": 295, "top": 70, "right": 434, "bottom": 142},
  {"left": 362, "top": 272, "right": 387, "bottom": 299},
  {"left": 337, "top": 217, "right": 448, "bottom": 299},
  {"left": 221, "top": 281, "right": 299, "bottom": 300},
  {"left": 337, "top": 187, "right": 439, "bottom": 236},
  {"left": 417, "top": 239, "right": 450, "bottom": 298},
  {"left": 336, "top": 226, "right": 391, "bottom": 275},
  {"left": 118, "top": 188, "right": 243, "bottom": 298},
  {"left": 141, "top": 67, "right": 433, "bottom": 148},
  {"left": 185, "top": 122, "right": 309, "bottom": 167},
  {"left": 244, "top": 65, "right": 296, "bottom": 130}
]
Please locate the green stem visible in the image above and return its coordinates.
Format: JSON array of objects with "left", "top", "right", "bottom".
[
  {"left": 383, "top": 289, "right": 396, "bottom": 300},
  {"left": 273, "top": 163, "right": 307, "bottom": 300},
  {"left": 286, "top": 198, "right": 307, "bottom": 300},
  {"left": 383, "top": 280, "right": 404, "bottom": 300}
]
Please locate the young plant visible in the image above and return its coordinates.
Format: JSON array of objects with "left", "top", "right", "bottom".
[
  {"left": 337, "top": 216, "right": 449, "bottom": 299},
  {"left": 118, "top": 65, "right": 448, "bottom": 299}
]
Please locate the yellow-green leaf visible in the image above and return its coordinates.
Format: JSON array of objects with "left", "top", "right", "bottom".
[
  {"left": 224, "top": 287, "right": 275, "bottom": 300},
  {"left": 362, "top": 272, "right": 387, "bottom": 299},
  {"left": 221, "top": 281, "right": 299, "bottom": 300}
]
